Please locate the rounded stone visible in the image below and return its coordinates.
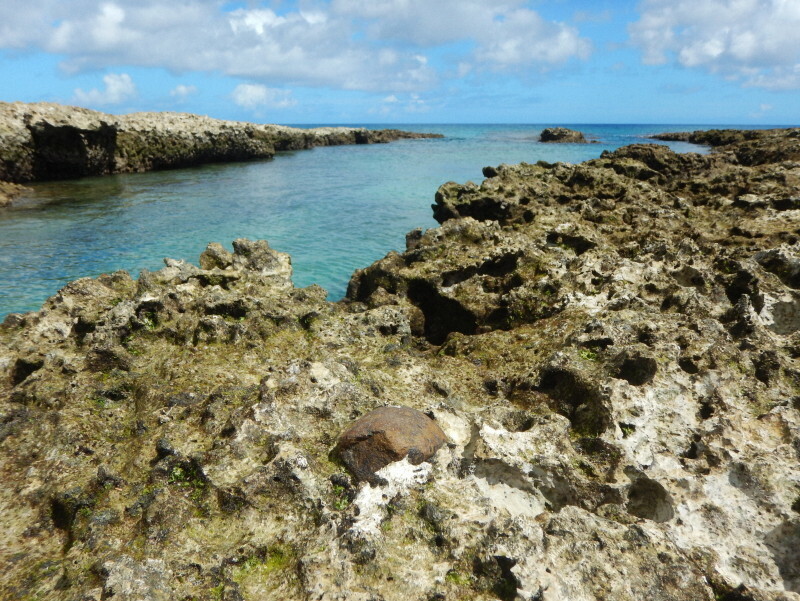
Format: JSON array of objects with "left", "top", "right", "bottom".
[{"left": 334, "top": 406, "right": 447, "bottom": 484}]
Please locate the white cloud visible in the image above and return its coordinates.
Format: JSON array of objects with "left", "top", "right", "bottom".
[
  {"left": 630, "top": 0, "right": 800, "bottom": 89},
  {"left": 73, "top": 72, "right": 136, "bottom": 105},
  {"left": 750, "top": 102, "right": 775, "bottom": 118},
  {"left": 169, "top": 84, "right": 198, "bottom": 100},
  {"left": 331, "top": 0, "right": 591, "bottom": 70},
  {"left": 231, "top": 84, "right": 296, "bottom": 110},
  {"left": 475, "top": 8, "right": 591, "bottom": 69},
  {"left": 371, "top": 92, "right": 431, "bottom": 116},
  {"left": 0, "top": 0, "right": 590, "bottom": 94}
]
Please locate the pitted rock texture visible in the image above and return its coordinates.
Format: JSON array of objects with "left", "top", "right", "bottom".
[
  {"left": 539, "top": 127, "right": 589, "bottom": 143},
  {"left": 1, "top": 127, "right": 800, "bottom": 601},
  {"left": 335, "top": 406, "right": 447, "bottom": 484}
]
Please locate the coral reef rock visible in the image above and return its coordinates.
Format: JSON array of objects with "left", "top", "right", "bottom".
[
  {"left": 0, "top": 102, "right": 442, "bottom": 204},
  {"left": 2, "top": 128, "right": 800, "bottom": 601},
  {"left": 539, "top": 127, "right": 589, "bottom": 143},
  {"left": 0, "top": 180, "right": 28, "bottom": 206}
]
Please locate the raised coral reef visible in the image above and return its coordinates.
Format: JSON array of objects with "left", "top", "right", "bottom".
[{"left": 1, "top": 128, "right": 800, "bottom": 601}]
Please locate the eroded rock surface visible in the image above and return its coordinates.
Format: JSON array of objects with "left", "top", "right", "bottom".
[
  {"left": 0, "top": 180, "right": 28, "bottom": 206},
  {"left": 2, "top": 128, "right": 800, "bottom": 601},
  {"left": 0, "top": 102, "right": 442, "bottom": 198}
]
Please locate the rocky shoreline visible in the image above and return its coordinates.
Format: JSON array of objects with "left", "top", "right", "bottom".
[
  {"left": 0, "top": 102, "right": 441, "bottom": 205},
  {"left": 1, "top": 127, "right": 800, "bottom": 600}
]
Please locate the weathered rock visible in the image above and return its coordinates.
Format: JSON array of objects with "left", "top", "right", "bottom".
[
  {"left": 335, "top": 406, "right": 446, "bottom": 484},
  {"left": 540, "top": 126, "right": 589, "bottom": 143},
  {"left": 0, "top": 102, "right": 442, "bottom": 183},
  {"left": 0, "top": 180, "right": 28, "bottom": 206},
  {"left": 2, "top": 127, "right": 800, "bottom": 601}
]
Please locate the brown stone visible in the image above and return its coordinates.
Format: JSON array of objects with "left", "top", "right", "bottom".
[{"left": 334, "top": 406, "right": 447, "bottom": 484}]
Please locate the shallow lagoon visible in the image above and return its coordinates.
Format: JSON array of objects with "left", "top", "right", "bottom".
[{"left": 0, "top": 124, "right": 726, "bottom": 317}]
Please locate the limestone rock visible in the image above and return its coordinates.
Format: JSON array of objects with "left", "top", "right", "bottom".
[
  {"left": 0, "top": 180, "right": 28, "bottom": 207},
  {"left": 335, "top": 406, "right": 446, "bottom": 484},
  {"left": 2, "top": 127, "right": 800, "bottom": 601},
  {"left": 0, "top": 101, "right": 442, "bottom": 183}
]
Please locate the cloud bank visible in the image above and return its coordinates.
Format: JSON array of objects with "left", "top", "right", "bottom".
[
  {"left": 73, "top": 72, "right": 136, "bottom": 105},
  {"left": 0, "top": 0, "right": 591, "bottom": 93},
  {"left": 630, "top": 0, "right": 800, "bottom": 90},
  {"left": 231, "top": 84, "right": 296, "bottom": 110}
]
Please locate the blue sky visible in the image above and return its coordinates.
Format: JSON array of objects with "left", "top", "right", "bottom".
[{"left": 0, "top": 0, "right": 798, "bottom": 124}]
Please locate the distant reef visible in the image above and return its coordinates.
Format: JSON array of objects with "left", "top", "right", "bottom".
[
  {"left": 539, "top": 126, "right": 591, "bottom": 143},
  {"left": 0, "top": 102, "right": 442, "bottom": 204},
  {"left": 651, "top": 128, "right": 800, "bottom": 165}
]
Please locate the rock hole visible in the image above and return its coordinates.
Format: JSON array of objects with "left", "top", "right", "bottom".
[
  {"left": 671, "top": 265, "right": 706, "bottom": 289},
  {"left": 71, "top": 317, "right": 96, "bottom": 343},
  {"left": 546, "top": 232, "right": 596, "bottom": 255},
  {"left": 683, "top": 440, "right": 700, "bottom": 460},
  {"left": 472, "top": 555, "right": 520, "bottom": 601},
  {"left": 441, "top": 265, "right": 479, "bottom": 287},
  {"left": 755, "top": 249, "right": 800, "bottom": 289},
  {"left": 754, "top": 350, "right": 780, "bottom": 384},
  {"left": 725, "top": 270, "right": 764, "bottom": 313},
  {"left": 30, "top": 122, "right": 117, "bottom": 180},
  {"left": 50, "top": 497, "right": 74, "bottom": 531},
  {"left": 699, "top": 399, "right": 715, "bottom": 420},
  {"left": 500, "top": 410, "right": 536, "bottom": 433},
  {"left": 573, "top": 437, "right": 623, "bottom": 480},
  {"left": 772, "top": 197, "right": 800, "bottom": 211},
  {"left": 205, "top": 299, "right": 248, "bottom": 319},
  {"left": 678, "top": 356, "right": 700, "bottom": 374},
  {"left": 11, "top": 357, "right": 44, "bottom": 386},
  {"left": 407, "top": 279, "right": 477, "bottom": 345},
  {"left": 619, "top": 423, "right": 636, "bottom": 438},
  {"left": 536, "top": 367, "right": 610, "bottom": 436},
  {"left": 582, "top": 338, "right": 614, "bottom": 351},
  {"left": 626, "top": 478, "right": 674, "bottom": 522},
  {"left": 767, "top": 297, "right": 800, "bottom": 335},
  {"left": 441, "top": 252, "right": 521, "bottom": 287},
  {"left": 617, "top": 356, "right": 657, "bottom": 386}
]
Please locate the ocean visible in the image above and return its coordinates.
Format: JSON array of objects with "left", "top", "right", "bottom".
[{"left": 0, "top": 123, "right": 760, "bottom": 318}]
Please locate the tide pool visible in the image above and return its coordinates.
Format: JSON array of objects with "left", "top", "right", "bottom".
[{"left": 0, "top": 124, "right": 749, "bottom": 318}]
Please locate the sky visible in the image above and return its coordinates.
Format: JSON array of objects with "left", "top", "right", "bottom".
[{"left": 0, "top": 0, "right": 798, "bottom": 124}]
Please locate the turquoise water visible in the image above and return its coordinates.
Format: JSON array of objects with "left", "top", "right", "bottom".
[{"left": 0, "top": 124, "right": 754, "bottom": 318}]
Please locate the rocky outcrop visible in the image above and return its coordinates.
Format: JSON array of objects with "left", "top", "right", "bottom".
[
  {"left": 2, "top": 128, "right": 800, "bottom": 601},
  {"left": 651, "top": 128, "right": 800, "bottom": 166},
  {"left": 0, "top": 102, "right": 442, "bottom": 197},
  {"left": 539, "top": 127, "right": 589, "bottom": 143},
  {"left": 0, "top": 180, "right": 28, "bottom": 206}
]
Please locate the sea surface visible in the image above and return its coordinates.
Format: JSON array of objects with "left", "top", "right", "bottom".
[{"left": 0, "top": 123, "right": 769, "bottom": 318}]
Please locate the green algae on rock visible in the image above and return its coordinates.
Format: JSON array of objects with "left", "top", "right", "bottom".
[{"left": 1, "top": 128, "right": 800, "bottom": 601}]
